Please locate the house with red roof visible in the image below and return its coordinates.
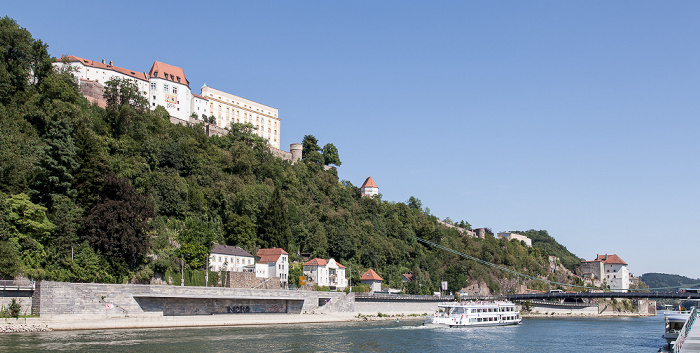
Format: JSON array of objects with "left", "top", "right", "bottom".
[
  {"left": 580, "top": 253, "right": 629, "bottom": 292},
  {"left": 255, "top": 248, "right": 289, "bottom": 287},
  {"left": 302, "top": 258, "right": 347, "bottom": 290},
  {"left": 360, "top": 269, "right": 384, "bottom": 293},
  {"left": 360, "top": 176, "right": 379, "bottom": 197}
]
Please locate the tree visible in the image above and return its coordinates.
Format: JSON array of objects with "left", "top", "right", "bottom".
[
  {"left": 0, "top": 16, "right": 52, "bottom": 105},
  {"left": 81, "top": 172, "right": 154, "bottom": 268},
  {"left": 301, "top": 135, "right": 323, "bottom": 164},
  {"left": 0, "top": 240, "right": 20, "bottom": 278},
  {"left": 29, "top": 119, "right": 78, "bottom": 208},
  {"left": 322, "top": 143, "right": 341, "bottom": 166},
  {"left": 224, "top": 212, "right": 257, "bottom": 253},
  {"left": 259, "top": 187, "right": 292, "bottom": 249}
]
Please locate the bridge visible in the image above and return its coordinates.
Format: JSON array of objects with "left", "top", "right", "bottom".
[{"left": 504, "top": 291, "right": 700, "bottom": 301}]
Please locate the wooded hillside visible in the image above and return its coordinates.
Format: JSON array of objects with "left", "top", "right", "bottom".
[{"left": 0, "top": 17, "right": 581, "bottom": 294}]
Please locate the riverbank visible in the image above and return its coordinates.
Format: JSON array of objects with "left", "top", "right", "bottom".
[{"left": 1, "top": 313, "right": 424, "bottom": 332}]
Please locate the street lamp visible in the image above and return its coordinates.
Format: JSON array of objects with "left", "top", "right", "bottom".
[{"left": 181, "top": 255, "right": 184, "bottom": 287}]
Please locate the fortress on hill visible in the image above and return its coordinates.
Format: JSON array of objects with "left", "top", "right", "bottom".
[{"left": 54, "top": 55, "right": 302, "bottom": 162}]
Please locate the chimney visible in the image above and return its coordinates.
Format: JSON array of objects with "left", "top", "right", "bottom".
[
  {"left": 101, "top": 59, "right": 105, "bottom": 64},
  {"left": 109, "top": 60, "right": 113, "bottom": 66}
]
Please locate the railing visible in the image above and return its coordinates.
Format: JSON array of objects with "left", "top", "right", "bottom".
[
  {"left": 673, "top": 306, "right": 698, "bottom": 353},
  {"left": 0, "top": 279, "right": 35, "bottom": 291}
]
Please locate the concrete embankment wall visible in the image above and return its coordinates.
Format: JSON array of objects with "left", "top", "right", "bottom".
[
  {"left": 0, "top": 290, "right": 34, "bottom": 316},
  {"left": 36, "top": 281, "right": 352, "bottom": 317},
  {"left": 354, "top": 300, "right": 439, "bottom": 316}
]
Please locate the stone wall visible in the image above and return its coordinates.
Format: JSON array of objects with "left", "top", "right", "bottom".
[
  {"left": 79, "top": 79, "right": 106, "bottom": 107},
  {"left": 225, "top": 272, "right": 282, "bottom": 290}
]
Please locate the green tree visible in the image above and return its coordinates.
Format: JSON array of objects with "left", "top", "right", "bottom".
[
  {"left": 322, "top": 143, "right": 341, "bottom": 166},
  {"left": 29, "top": 119, "right": 78, "bottom": 208},
  {"left": 224, "top": 212, "right": 257, "bottom": 253},
  {"left": 0, "top": 240, "right": 21, "bottom": 278},
  {"left": 259, "top": 187, "right": 292, "bottom": 249},
  {"left": 302, "top": 135, "right": 323, "bottom": 164},
  {"left": 0, "top": 16, "right": 52, "bottom": 105}
]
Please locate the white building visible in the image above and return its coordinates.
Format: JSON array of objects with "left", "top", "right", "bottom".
[
  {"left": 54, "top": 55, "right": 280, "bottom": 148},
  {"left": 302, "top": 258, "right": 347, "bottom": 290},
  {"left": 360, "top": 176, "right": 378, "bottom": 197},
  {"left": 496, "top": 232, "right": 532, "bottom": 247},
  {"left": 209, "top": 244, "right": 255, "bottom": 272},
  {"left": 147, "top": 61, "right": 192, "bottom": 122},
  {"left": 255, "top": 248, "right": 289, "bottom": 286},
  {"left": 200, "top": 85, "right": 281, "bottom": 149},
  {"left": 581, "top": 254, "right": 630, "bottom": 292},
  {"left": 55, "top": 55, "right": 149, "bottom": 107},
  {"left": 360, "top": 269, "right": 384, "bottom": 293}
]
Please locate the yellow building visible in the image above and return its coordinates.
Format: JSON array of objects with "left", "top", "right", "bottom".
[{"left": 200, "top": 85, "right": 281, "bottom": 149}]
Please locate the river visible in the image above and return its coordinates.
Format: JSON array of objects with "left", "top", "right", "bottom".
[{"left": 0, "top": 314, "right": 667, "bottom": 352}]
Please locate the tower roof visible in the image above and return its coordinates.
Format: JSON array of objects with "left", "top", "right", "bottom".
[
  {"left": 361, "top": 176, "right": 378, "bottom": 189},
  {"left": 149, "top": 61, "right": 190, "bottom": 88}
]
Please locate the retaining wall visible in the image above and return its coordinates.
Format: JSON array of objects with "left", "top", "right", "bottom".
[
  {"left": 0, "top": 290, "right": 34, "bottom": 316},
  {"left": 36, "top": 281, "right": 352, "bottom": 318}
]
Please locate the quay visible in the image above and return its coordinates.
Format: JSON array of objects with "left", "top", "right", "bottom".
[{"left": 676, "top": 307, "right": 700, "bottom": 353}]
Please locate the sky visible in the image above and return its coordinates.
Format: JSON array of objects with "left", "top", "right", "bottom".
[{"left": 4, "top": 1, "right": 699, "bottom": 279}]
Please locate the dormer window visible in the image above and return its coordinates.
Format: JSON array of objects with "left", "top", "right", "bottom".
[
  {"left": 177, "top": 77, "right": 181, "bottom": 83},
  {"left": 154, "top": 71, "right": 158, "bottom": 77}
]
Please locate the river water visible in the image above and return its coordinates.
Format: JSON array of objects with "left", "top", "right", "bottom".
[{"left": 0, "top": 314, "right": 667, "bottom": 352}]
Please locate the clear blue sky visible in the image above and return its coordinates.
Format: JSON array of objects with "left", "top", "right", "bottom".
[{"left": 5, "top": 1, "right": 700, "bottom": 279}]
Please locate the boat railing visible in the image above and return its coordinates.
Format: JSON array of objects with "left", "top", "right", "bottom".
[{"left": 673, "top": 306, "right": 698, "bottom": 353}]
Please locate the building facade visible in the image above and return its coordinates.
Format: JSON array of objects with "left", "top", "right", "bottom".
[
  {"left": 255, "top": 248, "right": 289, "bottom": 286},
  {"left": 360, "top": 269, "right": 384, "bottom": 293},
  {"left": 209, "top": 244, "right": 255, "bottom": 272},
  {"left": 302, "top": 258, "right": 347, "bottom": 290},
  {"left": 580, "top": 254, "right": 630, "bottom": 292},
  {"left": 200, "top": 85, "right": 280, "bottom": 149},
  {"left": 54, "top": 55, "right": 280, "bottom": 149},
  {"left": 496, "top": 232, "right": 532, "bottom": 247}
]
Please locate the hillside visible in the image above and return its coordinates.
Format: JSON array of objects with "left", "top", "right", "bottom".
[
  {"left": 640, "top": 273, "right": 700, "bottom": 290},
  {"left": 0, "top": 16, "right": 582, "bottom": 294},
  {"left": 513, "top": 229, "right": 582, "bottom": 272}
]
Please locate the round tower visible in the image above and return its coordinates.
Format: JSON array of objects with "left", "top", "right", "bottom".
[{"left": 290, "top": 143, "right": 303, "bottom": 163}]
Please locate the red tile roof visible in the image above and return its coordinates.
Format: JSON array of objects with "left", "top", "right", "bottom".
[
  {"left": 360, "top": 269, "right": 383, "bottom": 281},
  {"left": 303, "top": 258, "right": 328, "bottom": 266},
  {"left": 57, "top": 55, "right": 148, "bottom": 81},
  {"left": 361, "top": 176, "right": 378, "bottom": 189},
  {"left": 148, "top": 60, "right": 190, "bottom": 88},
  {"left": 594, "top": 253, "right": 627, "bottom": 265},
  {"left": 256, "top": 248, "right": 288, "bottom": 264}
]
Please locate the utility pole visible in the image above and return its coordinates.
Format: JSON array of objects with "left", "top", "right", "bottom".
[
  {"left": 205, "top": 254, "right": 209, "bottom": 287},
  {"left": 181, "top": 255, "right": 184, "bottom": 287}
]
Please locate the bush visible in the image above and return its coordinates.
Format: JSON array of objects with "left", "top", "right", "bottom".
[{"left": 7, "top": 298, "right": 22, "bottom": 319}]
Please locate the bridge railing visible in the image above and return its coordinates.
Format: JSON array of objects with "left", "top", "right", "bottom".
[
  {"left": 673, "top": 306, "right": 698, "bottom": 353},
  {"left": 0, "top": 279, "right": 35, "bottom": 291}
]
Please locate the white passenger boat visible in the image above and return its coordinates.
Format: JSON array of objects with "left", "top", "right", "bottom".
[
  {"left": 424, "top": 301, "right": 522, "bottom": 327},
  {"left": 662, "top": 308, "right": 691, "bottom": 347}
]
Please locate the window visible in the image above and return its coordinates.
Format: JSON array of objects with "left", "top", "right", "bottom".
[
  {"left": 150, "top": 82, "right": 156, "bottom": 90},
  {"left": 164, "top": 83, "right": 169, "bottom": 92},
  {"left": 173, "top": 87, "right": 177, "bottom": 95},
  {"left": 177, "top": 77, "right": 181, "bottom": 83}
]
